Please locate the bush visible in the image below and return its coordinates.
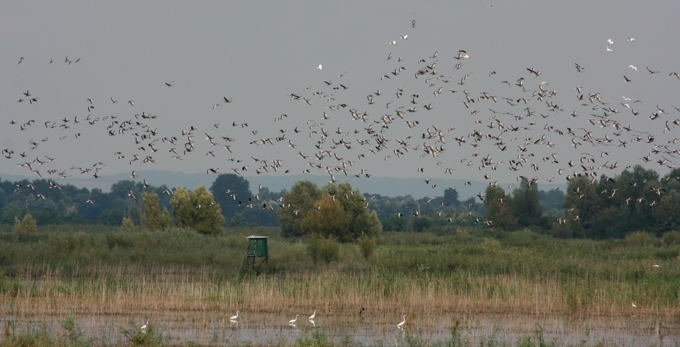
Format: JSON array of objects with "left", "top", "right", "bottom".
[
  {"left": 482, "top": 238, "right": 502, "bottom": 255},
  {"left": 624, "top": 231, "right": 658, "bottom": 247},
  {"left": 13, "top": 214, "right": 37, "bottom": 236},
  {"left": 308, "top": 236, "right": 339, "bottom": 264},
  {"left": 357, "top": 236, "right": 377, "bottom": 260},
  {"left": 61, "top": 317, "right": 90, "bottom": 347},
  {"left": 122, "top": 217, "right": 137, "bottom": 232},
  {"left": 123, "top": 319, "right": 165, "bottom": 347},
  {"left": 661, "top": 230, "right": 680, "bottom": 246}
]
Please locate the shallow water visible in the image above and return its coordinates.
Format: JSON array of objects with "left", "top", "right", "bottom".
[{"left": 2, "top": 311, "right": 678, "bottom": 346}]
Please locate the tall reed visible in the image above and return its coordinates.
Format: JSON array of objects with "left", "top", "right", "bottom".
[{"left": 1, "top": 227, "right": 679, "bottom": 321}]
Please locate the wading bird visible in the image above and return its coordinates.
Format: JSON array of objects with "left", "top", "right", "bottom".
[
  {"left": 230, "top": 310, "right": 239, "bottom": 322},
  {"left": 289, "top": 314, "right": 299, "bottom": 326},
  {"left": 397, "top": 314, "right": 406, "bottom": 330}
]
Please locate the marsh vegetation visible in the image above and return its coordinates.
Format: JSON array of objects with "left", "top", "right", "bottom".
[{"left": 1, "top": 226, "right": 679, "bottom": 345}]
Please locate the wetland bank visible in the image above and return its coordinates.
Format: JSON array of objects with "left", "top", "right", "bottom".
[{"left": 2, "top": 227, "right": 680, "bottom": 345}]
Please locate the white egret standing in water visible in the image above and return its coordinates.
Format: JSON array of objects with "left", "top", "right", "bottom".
[
  {"left": 396, "top": 314, "right": 406, "bottom": 330},
  {"left": 308, "top": 310, "right": 317, "bottom": 327},
  {"left": 230, "top": 310, "right": 239, "bottom": 324},
  {"left": 140, "top": 319, "right": 149, "bottom": 334},
  {"left": 289, "top": 314, "right": 299, "bottom": 326}
]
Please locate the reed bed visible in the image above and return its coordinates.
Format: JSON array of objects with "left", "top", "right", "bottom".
[
  {"left": 2, "top": 227, "right": 680, "bottom": 324},
  {"left": 4, "top": 269, "right": 677, "bottom": 320}
]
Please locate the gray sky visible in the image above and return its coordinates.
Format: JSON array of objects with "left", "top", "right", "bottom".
[{"left": 2, "top": 1, "right": 680, "bottom": 190}]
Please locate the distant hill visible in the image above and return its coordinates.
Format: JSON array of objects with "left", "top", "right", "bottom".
[{"left": 0, "top": 170, "right": 565, "bottom": 200}]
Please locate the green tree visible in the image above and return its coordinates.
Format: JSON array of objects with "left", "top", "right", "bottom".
[
  {"left": 324, "top": 182, "right": 382, "bottom": 241},
  {"left": 538, "top": 188, "right": 565, "bottom": 216},
  {"left": 278, "top": 181, "right": 322, "bottom": 237},
  {"left": 653, "top": 191, "right": 680, "bottom": 232},
  {"left": 191, "top": 186, "right": 225, "bottom": 235},
  {"left": 300, "top": 194, "right": 350, "bottom": 239},
  {"left": 484, "top": 185, "right": 516, "bottom": 229},
  {"left": 141, "top": 192, "right": 171, "bottom": 230},
  {"left": 510, "top": 177, "right": 544, "bottom": 228},
  {"left": 170, "top": 186, "right": 224, "bottom": 235},
  {"left": 443, "top": 187, "right": 460, "bottom": 207},
  {"left": 564, "top": 175, "right": 599, "bottom": 238},
  {"left": 412, "top": 216, "right": 433, "bottom": 232},
  {"left": 209, "top": 174, "right": 252, "bottom": 219},
  {"left": 278, "top": 181, "right": 381, "bottom": 241},
  {"left": 170, "top": 187, "right": 193, "bottom": 228}
]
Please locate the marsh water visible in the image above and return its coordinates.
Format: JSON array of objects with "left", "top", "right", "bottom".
[{"left": 2, "top": 311, "right": 678, "bottom": 346}]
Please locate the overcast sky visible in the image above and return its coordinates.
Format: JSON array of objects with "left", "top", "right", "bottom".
[{"left": 2, "top": 1, "right": 680, "bottom": 189}]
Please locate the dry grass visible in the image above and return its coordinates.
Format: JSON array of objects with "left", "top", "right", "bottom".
[{"left": 3, "top": 266, "right": 678, "bottom": 324}]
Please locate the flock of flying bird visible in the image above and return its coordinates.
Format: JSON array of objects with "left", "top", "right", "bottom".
[{"left": 4, "top": 19, "right": 680, "bottom": 218}]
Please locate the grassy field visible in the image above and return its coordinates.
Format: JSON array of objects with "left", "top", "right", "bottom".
[{"left": 1, "top": 226, "right": 680, "bottom": 345}]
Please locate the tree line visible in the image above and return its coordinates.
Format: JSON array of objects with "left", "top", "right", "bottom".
[
  {"left": 2, "top": 165, "right": 679, "bottom": 239},
  {"left": 483, "top": 166, "right": 680, "bottom": 239}
]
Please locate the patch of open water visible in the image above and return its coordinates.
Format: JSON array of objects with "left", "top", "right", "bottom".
[{"left": 2, "top": 311, "right": 678, "bottom": 346}]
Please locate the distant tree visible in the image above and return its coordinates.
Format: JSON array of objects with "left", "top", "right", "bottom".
[
  {"left": 653, "top": 191, "right": 680, "bottom": 232},
  {"left": 241, "top": 206, "right": 279, "bottom": 226},
  {"left": 170, "top": 186, "right": 224, "bottom": 234},
  {"left": 412, "top": 216, "right": 434, "bottom": 232},
  {"left": 279, "top": 181, "right": 381, "bottom": 241},
  {"left": 484, "top": 185, "right": 516, "bottom": 229},
  {"left": 538, "top": 188, "right": 565, "bottom": 216},
  {"left": 209, "top": 174, "right": 252, "bottom": 219},
  {"left": 661, "top": 168, "right": 680, "bottom": 193},
  {"left": 443, "top": 188, "right": 460, "bottom": 207},
  {"left": 382, "top": 215, "right": 406, "bottom": 232},
  {"left": 278, "top": 181, "right": 322, "bottom": 238},
  {"left": 1, "top": 203, "right": 25, "bottom": 224},
  {"left": 141, "top": 192, "right": 171, "bottom": 230},
  {"left": 510, "top": 178, "right": 544, "bottom": 228},
  {"left": 191, "top": 186, "right": 225, "bottom": 235},
  {"left": 300, "top": 194, "right": 350, "bottom": 239},
  {"left": 170, "top": 188, "right": 193, "bottom": 228},
  {"left": 564, "top": 175, "right": 599, "bottom": 238},
  {"left": 324, "top": 183, "right": 381, "bottom": 241}
]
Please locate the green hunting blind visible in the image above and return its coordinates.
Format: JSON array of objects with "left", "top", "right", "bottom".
[{"left": 241, "top": 235, "right": 268, "bottom": 271}]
